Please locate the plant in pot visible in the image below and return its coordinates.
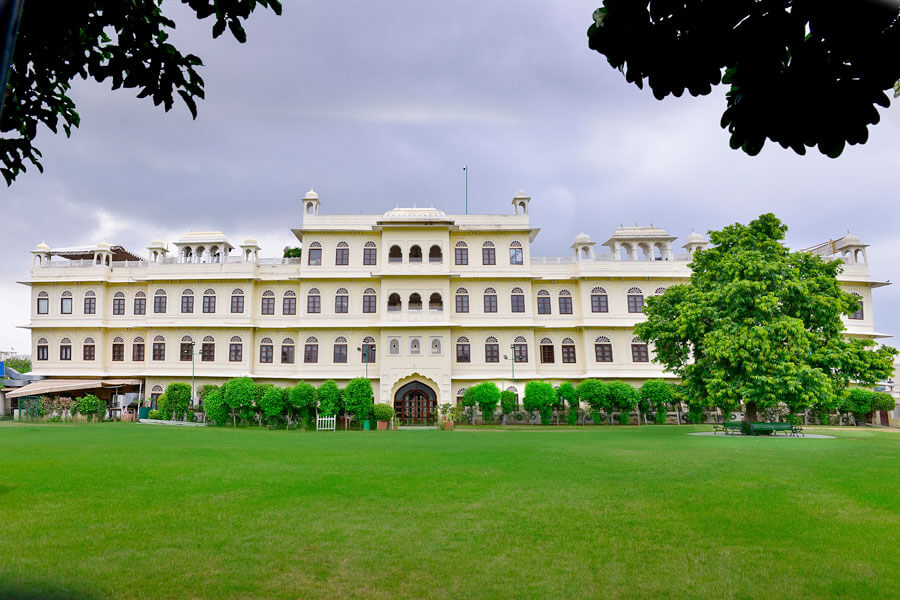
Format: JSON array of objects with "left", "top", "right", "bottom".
[
  {"left": 373, "top": 403, "right": 394, "bottom": 430},
  {"left": 439, "top": 403, "right": 453, "bottom": 430}
]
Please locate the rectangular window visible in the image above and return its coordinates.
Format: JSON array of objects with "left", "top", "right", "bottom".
[
  {"left": 595, "top": 344, "right": 612, "bottom": 362},
  {"left": 631, "top": 343, "right": 649, "bottom": 362},
  {"left": 304, "top": 344, "right": 318, "bottom": 363},
  {"left": 111, "top": 344, "right": 123, "bottom": 361},
  {"left": 282, "top": 345, "right": 295, "bottom": 364},
  {"left": 335, "top": 295, "right": 349, "bottom": 313},
  {"left": 180, "top": 343, "right": 193, "bottom": 361},
  {"left": 133, "top": 344, "right": 145, "bottom": 362},
  {"left": 559, "top": 297, "right": 573, "bottom": 315},
  {"left": 37, "top": 344, "right": 48, "bottom": 361},
  {"left": 335, "top": 247, "right": 349, "bottom": 265},
  {"left": 152, "top": 343, "right": 165, "bottom": 361},
  {"left": 455, "top": 247, "right": 468, "bottom": 265},
  {"left": 511, "top": 294, "right": 525, "bottom": 313},
  {"left": 283, "top": 297, "right": 297, "bottom": 315},
  {"left": 153, "top": 296, "right": 166, "bottom": 314},
  {"left": 483, "top": 295, "right": 497, "bottom": 313},
  {"left": 333, "top": 344, "right": 347, "bottom": 363},
  {"left": 537, "top": 297, "right": 551, "bottom": 314},
  {"left": 113, "top": 298, "right": 125, "bottom": 315},
  {"left": 261, "top": 297, "right": 275, "bottom": 315},
  {"left": 456, "top": 294, "right": 469, "bottom": 313},
  {"left": 562, "top": 345, "right": 576, "bottom": 363},
  {"left": 540, "top": 345, "right": 555, "bottom": 364},
  {"left": 134, "top": 298, "right": 146, "bottom": 315},
  {"left": 456, "top": 343, "right": 471, "bottom": 363},
  {"left": 363, "top": 295, "right": 376, "bottom": 313},
  {"left": 36, "top": 297, "right": 48, "bottom": 314},
  {"left": 60, "top": 344, "right": 71, "bottom": 360},
  {"left": 260, "top": 344, "right": 274, "bottom": 363},
  {"left": 203, "top": 296, "right": 216, "bottom": 313},
  {"left": 849, "top": 300, "right": 864, "bottom": 320},
  {"left": 181, "top": 296, "right": 194, "bottom": 314},
  {"left": 201, "top": 343, "right": 215, "bottom": 362},
  {"left": 363, "top": 247, "right": 377, "bottom": 266},
  {"left": 229, "top": 344, "right": 242, "bottom": 362},
  {"left": 591, "top": 294, "right": 608, "bottom": 313},
  {"left": 84, "top": 297, "right": 96, "bottom": 314},
  {"left": 485, "top": 343, "right": 499, "bottom": 363},
  {"left": 231, "top": 295, "right": 244, "bottom": 313},
  {"left": 61, "top": 297, "right": 72, "bottom": 314},
  {"left": 509, "top": 247, "right": 523, "bottom": 265},
  {"left": 513, "top": 343, "right": 528, "bottom": 363},
  {"left": 362, "top": 343, "right": 376, "bottom": 363},
  {"left": 627, "top": 294, "right": 644, "bottom": 313},
  {"left": 482, "top": 247, "right": 496, "bottom": 265},
  {"left": 85, "top": 345, "right": 97, "bottom": 361},
  {"left": 307, "top": 295, "right": 321, "bottom": 313},
  {"left": 308, "top": 248, "right": 322, "bottom": 265}
]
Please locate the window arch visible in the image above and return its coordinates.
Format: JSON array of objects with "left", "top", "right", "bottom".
[
  {"left": 133, "top": 336, "right": 144, "bottom": 343},
  {"left": 154, "top": 289, "right": 166, "bottom": 296},
  {"left": 365, "top": 241, "right": 376, "bottom": 248},
  {"left": 262, "top": 290, "right": 275, "bottom": 297},
  {"left": 181, "top": 335, "right": 193, "bottom": 343},
  {"left": 182, "top": 288, "right": 193, "bottom": 296},
  {"left": 429, "top": 245, "right": 442, "bottom": 263},
  {"left": 261, "top": 337, "right": 273, "bottom": 344},
  {"left": 37, "top": 337, "right": 48, "bottom": 344},
  {"left": 305, "top": 336, "right": 318, "bottom": 344},
  {"left": 110, "top": 336, "right": 121, "bottom": 343},
  {"left": 58, "top": 337, "right": 70, "bottom": 344},
  {"left": 429, "top": 292, "right": 443, "bottom": 311},
  {"left": 85, "top": 290, "right": 96, "bottom": 297},
  {"left": 336, "top": 287, "right": 348, "bottom": 295},
  {"left": 232, "top": 288, "right": 243, "bottom": 295},
  {"left": 457, "top": 388, "right": 467, "bottom": 397},
  {"left": 388, "top": 293, "right": 402, "bottom": 311},
  {"left": 654, "top": 287, "right": 667, "bottom": 295},
  {"left": 514, "top": 336, "right": 527, "bottom": 343},
  {"left": 309, "top": 241, "right": 322, "bottom": 248},
  {"left": 61, "top": 291, "right": 72, "bottom": 297},
  {"left": 455, "top": 241, "right": 468, "bottom": 247},
  {"left": 456, "top": 287, "right": 468, "bottom": 294},
  {"left": 409, "top": 245, "right": 423, "bottom": 262},
  {"left": 204, "top": 288, "right": 216, "bottom": 296},
  {"left": 409, "top": 337, "right": 421, "bottom": 355},
  {"left": 114, "top": 291, "right": 125, "bottom": 298},
  {"left": 230, "top": 336, "right": 242, "bottom": 342},
  {"left": 431, "top": 338, "right": 442, "bottom": 354},
  {"left": 37, "top": 291, "right": 48, "bottom": 297},
  {"left": 632, "top": 336, "right": 643, "bottom": 343},
  {"left": 362, "top": 336, "right": 375, "bottom": 343},
  {"left": 482, "top": 241, "right": 494, "bottom": 247},
  {"left": 389, "top": 245, "right": 402, "bottom": 262},
  {"left": 486, "top": 336, "right": 498, "bottom": 343},
  {"left": 540, "top": 337, "right": 553, "bottom": 345},
  {"left": 510, "top": 240, "right": 522, "bottom": 247},
  {"left": 409, "top": 293, "right": 423, "bottom": 310},
  {"left": 203, "top": 335, "right": 215, "bottom": 343},
  {"left": 511, "top": 287, "right": 524, "bottom": 294},
  {"left": 537, "top": 289, "right": 550, "bottom": 296},
  {"left": 336, "top": 241, "right": 348, "bottom": 248},
  {"left": 628, "top": 287, "right": 643, "bottom": 294},
  {"left": 364, "top": 287, "right": 376, "bottom": 294},
  {"left": 457, "top": 336, "right": 470, "bottom": 343},
  {"left": 154, "top": 335, "right": 165, "bottom": 342},
  {"left": 562, "top": 337, "right": 575, "bottom": 344},
  {"left": 596, "top": 336, "right": 611, "bottom": 343},
  {"left": 152, "top": 385, "right": 163, "bottom": 393},
  {"left": 559, "top": 289, "right": 571, "bottom": 296},
  {"left": 85, "top": 337, "right": 96, "bottom": 344},
  {"left": 592, "top": 286, "right": 607, "bottom": 294},
  {"left": 334, "top": 336, "right": 347, "bottom": 343},
  {"left": 484, "top": 287, "right": 497, "bottom": 294}
]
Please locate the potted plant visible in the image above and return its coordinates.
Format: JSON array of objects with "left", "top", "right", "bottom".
[
  {"left": 438, "top": 402, "right": 453, "bottom": 430},
  {"left": 373, "top": 403, "right": 394, "bottom": 430}
]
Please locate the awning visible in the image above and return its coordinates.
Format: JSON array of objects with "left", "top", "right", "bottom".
[{"left": 5, "top": 379, "right": 141, "bottom": 399}]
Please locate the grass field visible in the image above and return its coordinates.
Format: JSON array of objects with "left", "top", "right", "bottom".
[{"left": 1, "top": 423, "right": 899, "bottom": 599}]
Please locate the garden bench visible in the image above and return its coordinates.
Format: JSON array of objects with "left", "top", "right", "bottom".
[
  {"left": 749, "top": 422, "right": 793, "bottom": 436},
  {"left": 713, "top": 421, "right": 743, "bottom": 435},
  {"left": 791, "top": 423, "right": 804, "bottom": 437}
]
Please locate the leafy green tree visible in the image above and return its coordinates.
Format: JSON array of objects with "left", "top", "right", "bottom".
[
  {"left": 641, "top": 379, "right": 675, "bottom": 425},
  {"left": 524, "top": 381, "right": 556, "bottom": 425},
  {"left": 576, "top": 379, "right": 610, "bottom": 423},
  {"left": 4, "top": 357, "right": 30, "bottom": 373},
  {"left": 499, "top": 390, "right": 517, "bottom": 424},
  {"left": 74, "top": 394, "right": 103, "bottom": 421},
  {"left": 1, "top": 0, "right": 283, "bottom": 185},
  {"left": 607, "top": 381, "right": 639, "bottom": 425},
  {"left": 287, "top": 382, "right": 318, "bottom": 428},
  {"left": 161, "top": 383, "right": 191, "bottom": 420},
  {"left": 873, "top": 392, "right": 896, "bottom": 414},
  {"left": 202, "top": 386, "right": 229, "bottom": 426},
  {"left": 587, "top": 2, "right": 900, "bottom": 158},
  {"left": 316, "top": 380, "right": 343, "bottom": 418},
  {"left": 282, "top": 247, "right": 302, "bottom": 259},
  {"left": 635, "top": 213, "right": 897, "bottom": 423},
  {"left": 223, "top": 377, "right": 255, "bottom": 426},
  {"left": 842, "top": 388, "right": 876, "bottom": 425},
  {"left": 258, "top": 386, "right": 285, "bottom": 426},
  {"left": 557, "top": 382, "right": 579, "bottom": 425},
  {"left": 344, "top": 378, "right": 374, "bottom": 423},
  {"left": 461, "top": 387, "right": 477, "bottom": 424},
  {"left": 471, "top": 382, "right": 500, "bottom": 424}
]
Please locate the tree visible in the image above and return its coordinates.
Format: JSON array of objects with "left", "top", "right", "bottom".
[
  {"left": 223, "top": 377, "right": 255, "bottom": 426},
  {"left": 523, "top": 381, "right": 556, "bottom": 425},
  {"left": 287, "top": 381, "right": 318, "bottom": 428},
  {"left": 4, "top": 356, "right": 30, "bottom": 373},
  {"left": 316, "top": 380, "right": 342, "bottom": 418},
  {"left": 471, "top": 382, "right": 500, "bottom": 424},
  {"left": 499, "top": 390, "right": 517, "bottom": 425},
  {"left": 0, "top": 0, "right": 283, "bottom": 185},
  {"left": 640, "top": 379, "right": 675, "bottom": 424},
  {"left": 557, "top": 382, "right": 579, "bottom": 425},
  {"left": 74, "top": 394, "right": 103, "bottom": 421},
  {"left": 283, "top": 247, "right": 302, "bottom": 259},
  {"left": 842, "top": 388, "right": 876, "bottom": 425},
  {"left": 258, "top": 385, "right": 285, "bottom": 426},
  {"left": 461, "top": 387, "right": 477, "bottom": 424},
  {"left": 161, "top": 382, "right": 191, "bottom": 420},
  {"left": 576, "top": 379, "right": 610, "bottom": 423},
  {"left": 635, "top": 213, "right": 898, "bottom": 423},
  {"left": 587, "top": 2, "right": 900, "bottom": 157},
  {"left": 607, "top": 381, "right": 639, "bottom": 425},
  {"left": 202, "top": 386, "right": 229, "bottom": 426},
  {"left": 343, "top": 378, "right": 374, "bottom": 423}
]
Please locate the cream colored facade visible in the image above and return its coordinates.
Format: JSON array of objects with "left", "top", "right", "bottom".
[{"left": 22, "top": 191, "right": 888, "bottom": 411}]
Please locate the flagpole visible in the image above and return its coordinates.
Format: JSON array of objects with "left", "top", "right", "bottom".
[{"left": 463, "top": 165, "right": 468, "bottom": 215}]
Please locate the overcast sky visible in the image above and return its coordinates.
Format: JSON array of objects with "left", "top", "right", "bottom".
[{"left": 3, "top": 1, "right": 899, "bottom": 353}]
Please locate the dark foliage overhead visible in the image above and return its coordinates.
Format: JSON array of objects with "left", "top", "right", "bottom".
[{"left": 588, "top": 1, "right": 900, "bottom": 157}]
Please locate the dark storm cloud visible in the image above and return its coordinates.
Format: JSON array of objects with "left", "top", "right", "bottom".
[{"left": 2, "top": 1, "right": 899, "bottom": 350}]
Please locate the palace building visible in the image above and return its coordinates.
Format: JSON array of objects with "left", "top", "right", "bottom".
[{"left": 12, "top": 190, "right": 888, "bottom": 422}]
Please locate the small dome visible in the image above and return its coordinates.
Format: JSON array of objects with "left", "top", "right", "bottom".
[
  {"left": 513, "top": 189, "right": 530, "bottom": 199},
  {"left": 149, "top": 240, "right": 166, "bottom": 247},
  {"left": 35, "top": 242, "right": 50, "bottom": 251},
  {"left": 303, "top": 188, "right": 318, "bottom": 200},
  {"left": 96, "top": 242, "right": 112, "bottom": 250},
  {"left": 243, "top": 238, "right": 258, "bottom": 246},
  {"left": 841, "top": 233, "right": 861, "bottom": 245},
  {"left": 574, "top": 232, "right": 592, "bottom": 244},
  {"left": 685, "top": 231, "right": 707, "bottom": 244}
]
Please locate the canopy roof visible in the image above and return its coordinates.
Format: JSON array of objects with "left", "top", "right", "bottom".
[
  {"left": 49, "top": 245, "right": 144, "bottom": 262},
  {"left": 5, "top": 379, "right": 141, "bottom": 398}
]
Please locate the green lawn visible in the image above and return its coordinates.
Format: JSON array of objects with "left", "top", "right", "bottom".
[{"left": 1, "top": 424, "right": 898, "bottom": 599}]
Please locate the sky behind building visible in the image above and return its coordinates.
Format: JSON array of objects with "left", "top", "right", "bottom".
[{"left": 3, "top": 1, "right": 899, "bottom": 352}]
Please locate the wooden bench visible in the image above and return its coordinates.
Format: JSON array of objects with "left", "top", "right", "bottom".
[
  {"left": 713, "top": 421, "right": 743, "bottom": 435},
  {"left": 749, "top": 422, "right": 793, "bottom": 436}
]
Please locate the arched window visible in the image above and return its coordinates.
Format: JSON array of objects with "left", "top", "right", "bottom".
[
  {"left": 561, "top": 337, "right": 576, "bottom": 363},
  {"left": 37, "top": 291, "right": 48, "bottom": 297},
  {"left": 200, "top": 336, "right": 215, "bottom": 361},
  {"left": 180, "top": 336, "right": 194, "bottom": 361},
  {"left": 455, "top": 287, "right": 469, "bottom": 313},
  {"left": 281, "top": 289, "right": 296, "bottom": 315},
  {"left": 539, "top": 337, "right": 554, "bottom": 364},
  {"left": 363, "top": 240, "right": 377, "bottom": 266},
  {"left": 334, "top": 336, "right": 347, "bottom": 343},
  {"left": 431, "top": 338, "right": 442, "bottom": 354},
  {"left": 591, "top": 286, "right": 609, "bottom": 313},
  {"left": 483, "top": 287, "right": 497, "bottom": 313},
  {"left": 456, "top": 388, "right": 467, "bottom": 405},
  {"left": 36, "top": 337, "right": 48, "bottom": 361},
  {"left": 388, "top": 293, "right": 402, "bottom": 311},
  {"left": 111, "top": 290, "right": 124, "bottom": 315},
  {"left": 455, "top": 241, "right": 468, "bottom": 265},
  {"left": 152, "top": 335, "right": 166, "bottom": 361},
  {"left": 259, "top": 337, "right": 274, "bottom": 364},
  {"left": 331, "top": 336, "right": 347, "bottom": 363},
  {"left": 409, "top": 245, "right": 423, "bottom": 263},
  {"left": 511, "top": 287, "right": 525, "bottom": 313},
  {"left": 84, "top": 337, "right": 97, "bottom": 361},
  {"left": 631, "top": 336, "right": 649, "bottom": 362},
  {"left": 202, "top": 288, "right": 216, "bottom": 313},
  {"left": 37, "top": 337, "right": 48, "bottom": 343},
  {"left": 300, "top": 337, "right": 317, "bottom": 364},
  {"left": 429, "top": 245, "right": 442, "bottom": 263},
  {"left": 409, "top": 293, "right": 422, "bottom": 310},
  {"left": 335, "top": 241, "right": 349, "bottom": 266},
  {"left": 537, "top": 289, "right": 550, "bottom": 295},
  {"left": 230, "top": 336, "right": 242, "bottom": 342},
  {"left": 512, "top": 336, "right": 528, "bottom": 363},
  {"left": 307, "top": 288, "right": 321, "bottom": 314},
  {"left": 409, "top": 337, "right": 421, "bottom": 355},
  {"left": 389, "top": 245, "right": 402, "bottom": 263},
  {"left": 654, "top": 287, "right": 667, "bottom": 295},
  {"left": 482, "top": 240, "right": 496, "bottom": 265},
  {"left": 363, "top": 288, "right": 377, "bottom": 313},
  {"left": 849, "top": 292, "right": 864, "bottom": 320},
  {"left": 133, "top": 336, "right": 144, "bottom": 343},
  {"left": 429, "top": 292, "right": 443, "bottom": 311},
  {"left": 509, "top": 240, "right": 523, "bottom": 265},
  {"left": 456, "top": 336, "right": 470, "bottom": 363},
  {"left": 627, "top": 287, "right": 644, "bottom": 313},
  {"left": 230, "top": 288, "right": 244, "bottom": 314},
  {"left": 537, "top": 289, "right": 551, "bottom": 314},
  {"left": 389, "top": 338, "right": 400, "bottom": 355},
  {"left": 540, "top": 337, "right": 553, "bottom": 344},
  {"left": 307, "top": 241, "right": 322, "bottom": 266},
  {"left": 36, "top": 291, "right": 49, "bottom": 315},
  {"left": 558, "top": 289, "right": 573, "bottom": 314},
  {"left": 335, "top": 287, "right": 349, "bottom": 314},
  {"left": 262, "top": 290, "right": 275, "bottom": 296},
  {"left": 61, "top": 291, "right": 72, "bottom": 297},
  {"left": 181, "top": 288, "right": 194, "bottom": 314},
  {"left": 362, "top": 336, "right": 375, "bottom": 343},
  {"left": 60, "top": 290, "right": 73, "bottom": 314}
]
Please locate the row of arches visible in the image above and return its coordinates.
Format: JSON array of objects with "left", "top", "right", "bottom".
[
  {"left": 387, "top": 292, "right": 443, "bottom": 311},
  {"left": 388, "top": 244, "right": 443, "bottom": 263}
]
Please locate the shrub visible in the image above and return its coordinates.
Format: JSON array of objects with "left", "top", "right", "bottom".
[
  {"left": 148, "top": 409, "right": 162, "bottom": 419},
  {"left": 607, "top": 381, "right": 639, "bottom": 425},
  {"left": 499, "top": 390, "right": 517, "bottom": 416},
  {"left": 617, "top": 412, "right": 630, "bottom": 425},
  {"left": 203, "top": 387, "right": 229, "bottom": 426},
  {"left": 288, "top": 382, "right": 318, "bottom": 427},
  {"left": 164, "top": 383, "right": 192, "bottom": 420},
  {"left": 524, "top": 381, "right": 556, "bottom": 425},
  {"left": 567, "top": 407, "right": 579, "bottom": 426},
  {"left": 258, "top": 386, "right": 286, "bottom": 426},
  {"left": 75, "top": 394, "right": 104, "bottom": 420},
  {"left": 224, "top": 377, "right": 256, "bottom": 426},
  {"left": 873, "top": 392, "right": 895, "bottom": 413},
  {"left": 557, "top": 382, "right": 577, "bottom": 409},
  {"left": 373, "top": 403, "right": 395, "bottom": 422},
  {"left": 842, "top": 388, "right": 876, "bottom": 424},
  {"left": 471, "top": 382, "right": 500, "bottom": 424},
  {"left": 344, "top": 378, "right": 374, "bottom": 422},
  {"left": 576, "top": 379, "right": 610, "bottom": 416},
  {"left": 654, "top": 407, "right": 667, "bottom": 424},
  {"left": 317, "top": 380, "right": 343, "bottom": 417}
]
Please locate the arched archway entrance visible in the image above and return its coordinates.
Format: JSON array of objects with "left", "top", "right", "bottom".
[{"left": 394, "top": 381, "right": 437, "bottom": 426}]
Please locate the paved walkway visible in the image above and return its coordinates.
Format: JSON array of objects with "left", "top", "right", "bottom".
[
  {"left": 137, "top": 419, "right": 206, "bottom": 427},
  {"left": 688, "top": 431, "right": 835, "bottom": 439}
]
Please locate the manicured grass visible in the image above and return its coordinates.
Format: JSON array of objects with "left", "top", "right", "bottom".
[{"left": 1, "top": 424, "right": 899, "bottom": 599}]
